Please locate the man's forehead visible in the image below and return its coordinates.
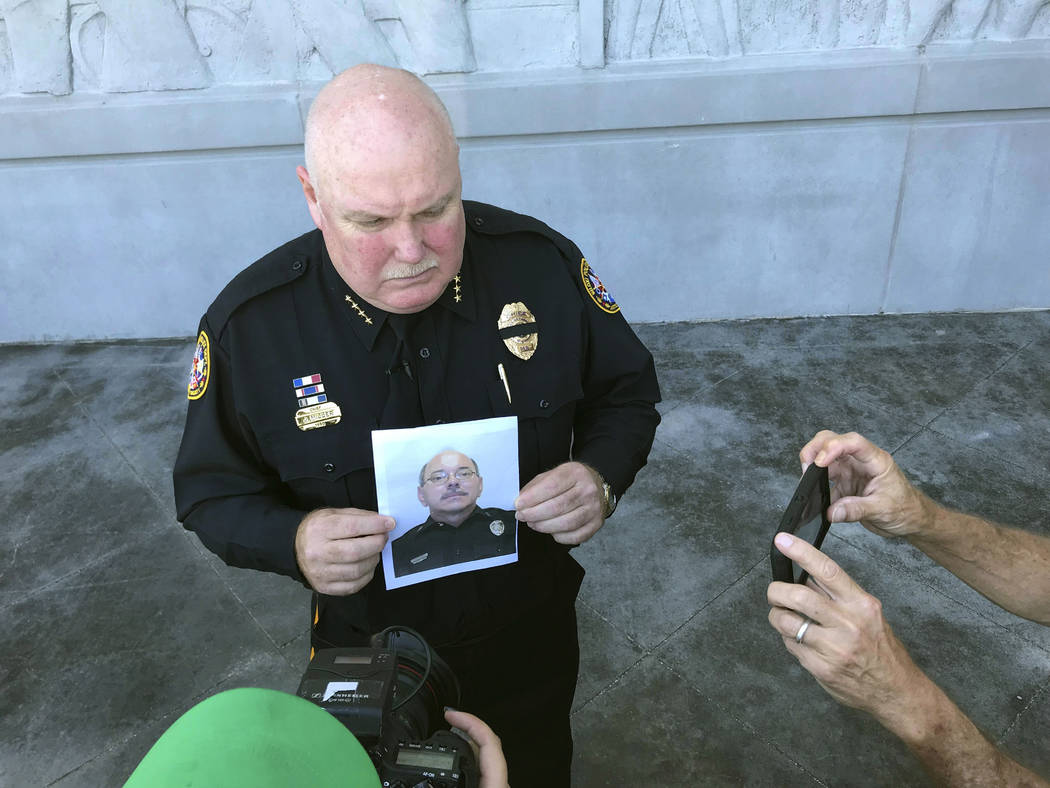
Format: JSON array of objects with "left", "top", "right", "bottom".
[
  {"left": 317, "top": 139, "right": 461, "bottom": 214},
  {"left": 332, "top": 181, "right": 459, "bottom": 219},
  {"left": 428, "top": 451, "right": 470, "bottom": 470}
]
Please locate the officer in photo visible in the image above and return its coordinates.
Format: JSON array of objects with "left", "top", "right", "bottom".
[
  {"left": 173, "top": 63, "right": 661, "bottom": 787},
  {"left": 392, "top": 450, "right": 516, "bottom": 577}
]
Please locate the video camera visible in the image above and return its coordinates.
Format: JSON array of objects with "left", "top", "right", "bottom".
[{"left": 296, "top": 627, "right": 479, "bottom": 788}]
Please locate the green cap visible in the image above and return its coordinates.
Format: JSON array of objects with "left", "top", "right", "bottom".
[{"left": 124, "top": 688, "right": 380, "bottom": 787}]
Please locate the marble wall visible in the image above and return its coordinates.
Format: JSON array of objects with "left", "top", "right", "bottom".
[{"left": 1, "top": 0, "right": 1048, "bottom": 340}]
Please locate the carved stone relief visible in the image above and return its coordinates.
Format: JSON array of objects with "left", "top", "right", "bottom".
[
  {"left": 0, "top": 0, "right": 1047, "bottom": 95},
  {"left": 0, "top": 0, "right": 475, "bottom": 95},
  {"left": 606, "top": 0, "right": 1049, "bottom": 59},
  {"left": 4, "top": 0, "right": 71, "bottom": 94}
]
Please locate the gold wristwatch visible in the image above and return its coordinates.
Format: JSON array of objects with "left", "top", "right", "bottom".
[
  {"left": 585, "top": 464, "right": 617, "bottom": 518},
  {"left": 599, "top": 477, "right": 617, "bottom": 519}
]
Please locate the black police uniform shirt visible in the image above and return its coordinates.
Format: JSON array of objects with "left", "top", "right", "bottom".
[
  {"left": 173, "top": 201, "right": 661, "bottom": 649},
  {"left": 391, "top": 506, "right": 517, "bottom": 577}
]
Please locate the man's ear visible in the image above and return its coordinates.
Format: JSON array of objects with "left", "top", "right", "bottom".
[
  {"left": 297, "top": 166, "right": 324, "bottom": 230},
  {"left": 417, "top": 486, "right": 427, "bottom": 506}
]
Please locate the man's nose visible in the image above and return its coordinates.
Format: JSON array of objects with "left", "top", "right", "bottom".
[{"left": 391, "top": 220, "right": 425, "bottom": 263}]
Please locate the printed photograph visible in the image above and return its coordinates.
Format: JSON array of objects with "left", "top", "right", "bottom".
[{"left": 373, "top": 416, "right": 519, "bottom": 589}]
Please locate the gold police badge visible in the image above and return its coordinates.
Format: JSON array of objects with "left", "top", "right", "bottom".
[{"left": 497, "top": 302, "right": 538, "bottom": 361}]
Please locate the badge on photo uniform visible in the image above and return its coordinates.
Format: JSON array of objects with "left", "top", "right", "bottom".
[
  {"left": 292, "top": 373, "right": 342, "bottom": 431},
  {"left": 489, "top": 520, "right": 505, "bottom": 536},
  {"left": 187, "top": 331, "right": 210, "bottom": 400},
  {"left": 497, "top": 301, "right": 538, "bottom": 361},
  {"left": 581, "top": 258, "right": 620, "bottom": 314}
]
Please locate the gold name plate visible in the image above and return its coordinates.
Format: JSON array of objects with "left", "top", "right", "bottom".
[{"left": 295, "top": 402, "right": 343, "bottom": 431}]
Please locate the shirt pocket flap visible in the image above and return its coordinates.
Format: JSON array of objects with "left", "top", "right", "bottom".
[
  {"left": 258, "top": 421, "right": 375, "bottom": 483},
  {"left": 488, "top": 364, "right": 583, "bottom": 419}
]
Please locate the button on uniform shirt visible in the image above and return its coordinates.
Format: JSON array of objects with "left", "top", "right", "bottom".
[{"left": 173, "top": 200, "right": 661, "bottom": 649}]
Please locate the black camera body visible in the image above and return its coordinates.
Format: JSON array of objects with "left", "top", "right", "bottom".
[{"left": 297, "top": 631, "right": 478, "bottom": 788}]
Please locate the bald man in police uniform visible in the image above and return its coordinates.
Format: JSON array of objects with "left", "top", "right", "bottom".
[
  {"left": 173, "top": 64, "right": 660, "bottom": 787},
  {"left": 392, "top": 450, "right": 516, "bottom": 577}
]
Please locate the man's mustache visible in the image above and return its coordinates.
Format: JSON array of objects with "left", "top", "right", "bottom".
[{"left": 383, "top": 257, "right": 439, "bottom": 280}]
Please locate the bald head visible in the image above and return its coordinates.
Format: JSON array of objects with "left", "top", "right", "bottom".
[
  {"left": 304, "top": 65, "right": 456, "bottom": 201},
  {"left": 296, "top": 64, "right": 466, "bottom": 315}
]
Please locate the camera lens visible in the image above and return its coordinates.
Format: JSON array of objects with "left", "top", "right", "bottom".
[{"left": 381, "top": 630, "right": 462, "bottom": 744}]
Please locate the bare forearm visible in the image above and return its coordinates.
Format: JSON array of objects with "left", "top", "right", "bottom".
[
  {"left": 907, "top": 499, "right": 1050, "bottom": 625},
  {"left": 878, "top": 670, "right": 1048, "bottom": 787}
]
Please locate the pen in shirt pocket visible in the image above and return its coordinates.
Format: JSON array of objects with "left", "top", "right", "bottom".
[{"left": 497, "top": 363, "right": 512, "bottom": 404}]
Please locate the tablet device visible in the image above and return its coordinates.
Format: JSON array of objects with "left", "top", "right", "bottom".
[{"left": 770, "top": 463, "right": 831, "bottom": 584}]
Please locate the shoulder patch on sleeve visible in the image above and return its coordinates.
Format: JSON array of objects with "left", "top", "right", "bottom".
[
  {"left": 187, "top": 330, "right": 210, "bottom": 400},
  {"left": 580, "top": 258, "right": 620, "bottom": 314}
]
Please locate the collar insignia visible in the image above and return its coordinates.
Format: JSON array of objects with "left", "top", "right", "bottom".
[
  {"left": 497, "top": 301, "right": 538, "bottom": 361},
  {"left": 344, "top": 294, "right": 374, "bottom": 325}
]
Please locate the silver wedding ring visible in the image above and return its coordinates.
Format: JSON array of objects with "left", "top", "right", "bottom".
[{"left": 794, "top": 618, "right": 811, "bottom": 644}]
